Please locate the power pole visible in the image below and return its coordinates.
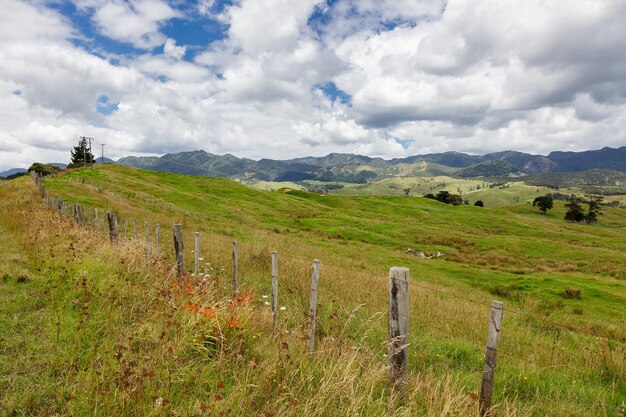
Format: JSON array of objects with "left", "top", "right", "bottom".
[{"left": 100, "top": 144, "right": 105, "bottom": 164}]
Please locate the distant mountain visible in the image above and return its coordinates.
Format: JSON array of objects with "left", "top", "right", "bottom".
[
  {"left": 115, "top": 146, "right": 626, "bottom": 183},
  {"left": 49, "top": 163, "right": 68, "bottom": 169},
  {"left": 0, "top": 168, "right": 27, "bottom": 177},
  {"left": 525, "top": 169, "right": 626, "bottom": 194},
  {"left": 456, "top": 160, "right": 520, "bottom": 178},
  {"left": 391, "top": 151, "right": 483, "bottom": 167},
  {"left": 547, "top": 146, "right": 626, "bottom": 172}
]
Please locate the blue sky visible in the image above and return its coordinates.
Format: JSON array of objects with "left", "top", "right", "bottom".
[{"left": 0, "top": 0, "right": 625, "bottom": 169}]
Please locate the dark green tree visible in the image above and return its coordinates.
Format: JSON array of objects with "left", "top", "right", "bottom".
[
  {"left": 564, "top": 202, "right": 585, "bottom": 222},
  {"left": 433, "top": 190, "right": 463, "bottom": 206},
  {"left": 584, "top": 195, "right": 604, "bottom": 224},
  {"left": 533, "top": 195, "right": 553, "bottom": 214},
  {"left": 70, "top": 137, "right": 95, "bottom": 166}
]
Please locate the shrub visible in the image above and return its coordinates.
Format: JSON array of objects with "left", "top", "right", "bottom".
[
  {"left": 474, "top": 200, "right": 484, "bottom": 207},
  {"left": 561, "top": 287, "right": 582, "bottom": 299},
  {"left": 27, "top": 162, "right": 61, "bottom": 177}
]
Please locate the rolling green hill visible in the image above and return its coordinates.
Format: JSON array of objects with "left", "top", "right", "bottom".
[{"left": 1, "top": 165, "right": 624, "bottom": 416}]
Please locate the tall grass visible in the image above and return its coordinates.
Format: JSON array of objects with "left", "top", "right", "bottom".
[{"left": 1, "top": 168, "right": 624, "bottom": 416}]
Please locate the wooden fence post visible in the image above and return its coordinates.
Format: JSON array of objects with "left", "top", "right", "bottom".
[
  {"left": 307, "top": 259, "right": 321, "bottom": 353},
  {"left": 78, "top": 205, "right": 85, "bottom": 227},
  {"left": 133, "top": 219, "right": 137, "bottom": 240},
  {"left": 173, "top": 224, "right": 185, "bottom": 277},
  {"left": 232, "top": 240, "right": 238, "bottom": 297},
  {"left": 479, "top": 301, "right": 504, "bottom": 417},
  {"left": 388, "top": 267, "right": 410, "bottom": 391},
  {"left": 145, "top": 222, "right": 150, "bottom": 259},
  {"left": 122, "top": 217, "right": 127, "bottom": 241},
  {"left": 194, "top": 232, "right": 200, "bottom": 277},
  {"left": 272, "top": 251, "right": 278, "bottom": 329},
  {"left": 107, "top": 212, "right": 118, "bottom": 243},
  {"left": 95, "top": 208, "right": 100, "bottom": 234},
  {"left": 156, "top": 224, "right": 161, "bottom": 258}
]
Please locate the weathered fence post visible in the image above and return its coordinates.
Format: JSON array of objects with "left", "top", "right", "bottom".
[
  {"left": 173, "top": 224, "right": 185, "bottom": 277},
  {"left": 307, "top": 259, "right": 321, "bottom": 353},
  {"left": 78, "top": 205, "right": 85, "bottom": 227},
  {"left": 132, "top": 219, "right": 137, "bottom": 240},
  {"left": 194, "top": 232, "right": 200, "bottom": 277},
  {"left": 232, "top": 240, "right": 238, "bottom": 297},
  {"left": 388, "top": 267, "right": 410, "bottom": 391},
  {"left": 122, "top": 217, "right": 127, "bottom": 241},
  {"left": 479, "top": 301, "right": 504, "bottom": 417},
  {"left": 107, "top": 212, "right": 118, "bottom": 243},
  {"left": 95, "top": 208, "right": 100, "bottom": 234},
  {"left": 272, "top": 251, "right": 278, "bottom": 329},
  {"left": 145, "top": 222, "right": 150, "bottom": 259},
  {"left": 156, "top": 224, "right": 161, "bottom": 258}
]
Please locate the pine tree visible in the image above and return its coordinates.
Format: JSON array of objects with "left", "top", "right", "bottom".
[{"left": 70, "top": 138, "right": 95, "bottom": 165}]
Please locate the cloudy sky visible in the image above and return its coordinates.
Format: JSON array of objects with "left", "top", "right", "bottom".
[{"left": 1, "top": 0, "right": 626, "bottom": 170}]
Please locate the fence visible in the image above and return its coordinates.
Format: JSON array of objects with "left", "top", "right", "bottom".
[{"left": 29, "top": 171, "right": 625, "bottom": 416}]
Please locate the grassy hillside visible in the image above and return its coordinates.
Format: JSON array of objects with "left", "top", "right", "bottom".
[
  {"left": 1, "top": 165, "right": 625, "bottom": 416},
  {"left": 327, "top": 176, "right": 559, "bottom": 207}
]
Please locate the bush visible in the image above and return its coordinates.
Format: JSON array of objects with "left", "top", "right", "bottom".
[
  {"left": 432, "top": 191, "right": 464, "bottom": 206},
  {"left": 561, "top": 287, "right": 582, "bottom": 299},
  {"left": 27, "top": 162, "right": 61, "bottom": 177},
  {"left": 474, "top": 200, "right": 484, "bottom": 207}
]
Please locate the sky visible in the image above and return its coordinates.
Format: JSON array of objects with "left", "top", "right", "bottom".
[{"left": 1, "top": 0, "right": 626, "bottom": 170}]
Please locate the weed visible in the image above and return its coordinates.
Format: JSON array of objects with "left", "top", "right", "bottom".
[{"left": 561, "top": 287, "right": 582, "bottom": 299}]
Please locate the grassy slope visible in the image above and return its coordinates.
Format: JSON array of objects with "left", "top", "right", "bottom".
[
  {"left": 328, "top": 176, "right": 559, "bottom": 207},
  {"left": 1, "top": 165, "right": 625, "bottom": 416}
]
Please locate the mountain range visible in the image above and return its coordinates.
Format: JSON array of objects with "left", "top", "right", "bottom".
[{"left": 115, "top": 146, "right": 626, "bottom": 183}]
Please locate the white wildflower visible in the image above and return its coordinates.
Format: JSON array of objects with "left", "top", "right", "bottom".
[{"left": 279, "top": 306, "right": 286, "bottom": 311}]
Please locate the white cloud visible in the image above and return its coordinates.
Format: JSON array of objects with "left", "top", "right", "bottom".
[
  {"left": 75, "top": 0, "right": 181, "bottom": 49},
  {"left": 163, "top": 38, "right": 186, "bottom": 59}
]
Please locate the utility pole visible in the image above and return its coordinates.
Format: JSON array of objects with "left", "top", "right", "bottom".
[{"left": 100, "top": 143, "right": 105, "bottom": 164}]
